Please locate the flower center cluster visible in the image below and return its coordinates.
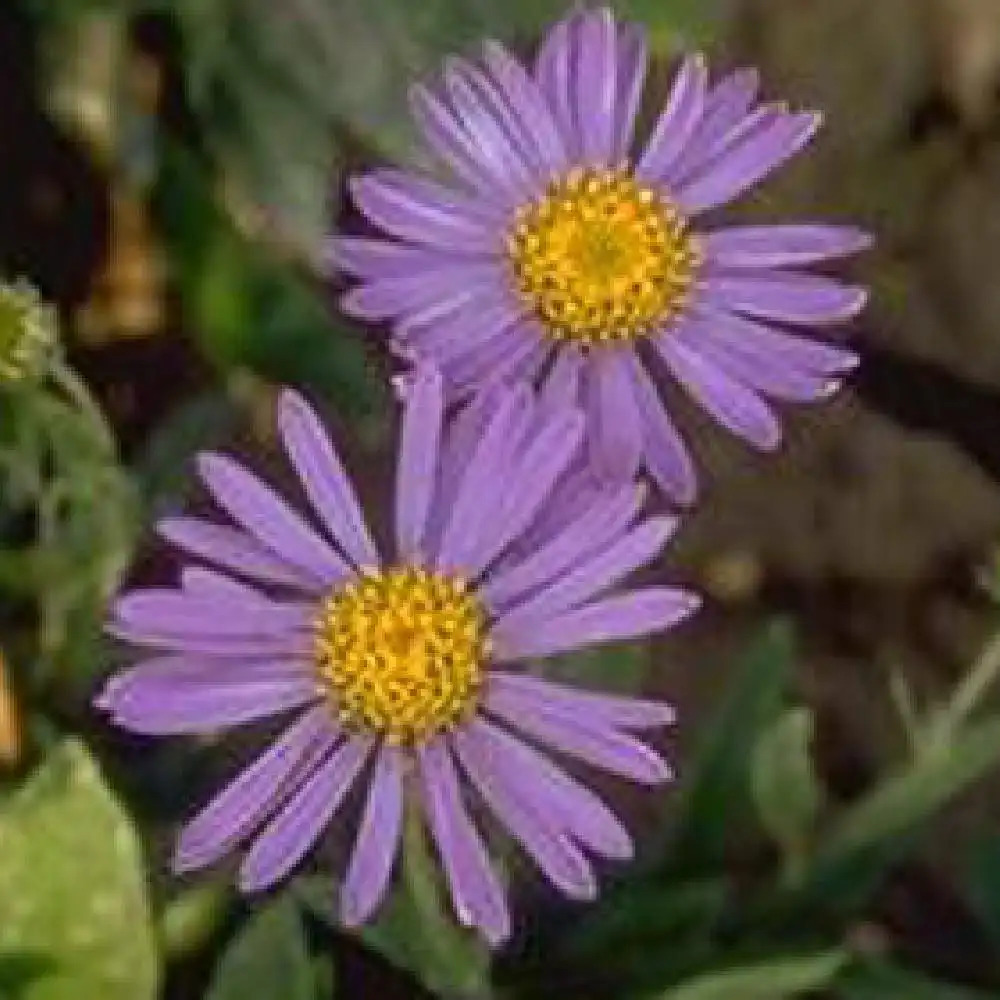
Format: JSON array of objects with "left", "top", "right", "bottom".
[
  {"left": 314, "top": 567, "right": 487, "bottom": 744},
  {"left": 507, "top": 167, "right": 701, "bottom": 345}
]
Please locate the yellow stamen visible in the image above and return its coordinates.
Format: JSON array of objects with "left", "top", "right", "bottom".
[
  {"left": 507, "top": 166, "right": 702, "bottom": 346},
  {"left": 314, "top": 567, "right": 487, "bottom": 745}
]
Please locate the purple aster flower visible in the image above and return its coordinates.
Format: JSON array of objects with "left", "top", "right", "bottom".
[
  {"left": 330, "top": 7, "right": 871, "bottom": 504},
  {"left": 96, "top": 372, "right": 698, "bottom": 944}
]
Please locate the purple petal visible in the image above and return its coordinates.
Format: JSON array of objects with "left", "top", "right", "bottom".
[
  {"left": 157, "top": 517, "right": 323, "bottom": 592},
  {"left": 403, "top": 293, "right": 522, "bottom": 360},
  {"left": 173, "top": 707, "right": 336, "bottom": 872},
  {"left": 635, "top": 54, "right": 708, "bottom": 182},
  {"left": 419, "top": 739, "right": 510, "bottom": 946},
  {"left": 442, "top": 323, "right": 548, "bottom": 395},
  {"left": 112, "top": 589, "right": 312, "bottom": 638},
  {"left": 435, "top": 386, "right": 531, "bottom": 572},
  {"left": 107, "top": 620, "right": 311, "bottom": 658},
  {"left": 701, "top": 272, "right": 868, "bottom": 326},
  {"left": 704, "top": 224, "right": 874, "bottom": 268},
  {"left": 674, "top": 111, "right": 822, "bottom": 215},
  {"left": 469, "top": 408, "right": 585, "bottom": 576},
  {"left": 485, "top": 694, "right": 672, "bottom": 786},
  {"left": 240, "top": 735, "right": 373, "bottom": 892},
  {"left": 483, "top": 41, "right": 569, "bottom": 174},
  {"left": 494, "top": 517, "right": 677, "bottom": 627},
  {"left": 340, "top": 745, "right": 405, "bottom": 927},
  {"left": 576, "top": 8, "right": 618, "bottom": 164},
  {"left": 534, "top": 12, "right": 582, "bottom": 159},
  {"left": 461, "top": 718, "right": 632, "bottom": 861},
  {"left": 395, "top": 367, "right": 444, "bottom": 560},
  {"left": 675, "top": 320, "right": 841, "bottom": 402},
  {"left": 492, "top": 587, "right": 701, "bottom": 661},
  {"left": 341, "top": 265, "right": 498, "bottom": 323},
  {"left": 482, "top": 482, "right": 641, "bottom": 611},
  {"left": 623, "top": 352, "right": 697, "bottom": 505},
  {"left": 350, "top": 171, "right": 503, "bottom": 253},
  {"left": 198, "top": 453, "right": 353, "bottom": 587},
  {"left": 667, "top": 68, "right": 760, "bottom": 183},
  {"left": 326, "top": 236, "right": 461, "bottom": 280},
  {"left": 539, "top": 345, "right": 583, "bottom": 415},
  {"left": 453, "top": 722, "right": 598, "bottom": 899},
  {"left": 690, "top": 301, "right": 859, "bottom": 373},
  {"left": 611, "top": 23, "right": 648, "bottom": 160},
  {"left": 586, "top": 349, "right": 644, "bottom": 482},
  {"left": 486, "top": 672, "right": 676, "bottom": 730},
  {"left": 179, "top": 567, "right": 274, "bottom": 603},
  {"left": 277, "top": 390, "right": 380, "bottom": 570},
  {"left": 654, "top": 332, "right": 782, "bottom": 449},
  {"left": 108, "top": 675, "right": 320, "bottom": 735}
]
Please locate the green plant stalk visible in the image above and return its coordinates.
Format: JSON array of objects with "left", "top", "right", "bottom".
[{"left": 929, "top": 628, "right": 1000, "bottom": 753}]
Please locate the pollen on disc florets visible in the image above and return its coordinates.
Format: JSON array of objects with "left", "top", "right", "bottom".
[
  {"left": 507, "top": 166, "right": 702, "bottom": 347},
  {"left": 314, "top": 567, "right": 488, "bottom": 745}
]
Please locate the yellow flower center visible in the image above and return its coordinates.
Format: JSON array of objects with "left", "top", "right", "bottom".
[
  {"left": 314, "top": 567, "right": 487, "bottom": 745},
  {"left": 507, "top": 167, "right": 701, "bottom": 346}
]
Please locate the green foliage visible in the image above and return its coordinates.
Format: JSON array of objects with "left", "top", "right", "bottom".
[
  {"left": 0, "top": 740, "right": 158, "bottom": 1000},
  {"left": 837, "top": 960, "right": 997, "bottom": 1000}
]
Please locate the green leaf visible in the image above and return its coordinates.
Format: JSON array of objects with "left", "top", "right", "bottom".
[
  {"left": 750, "top": 708, "right": 822, "bottom": 870},
  {"left": 0, "top": 740, "right": 158, "bottom": 1000},
  {"left": 206, "top": 895, "right": 314, "bottom": 1000},
  {"left": 823, "top": 715, "right": 1000, "bottom": 860},
  {"left": 545, "top": 642, "right": 649, "bottom": 694},
  {"left": 653, "top": 950, "right": 848, "bottom": 1000},
  {"left": 0, "top": 953, "right": 57, "bottom": 998},
  {"left": 616, "top": 0, "right": 722, "bottom": 48},
  {"left": 963, "top": 834, "right": 1000, "bottom": 948},
  {"left": 670, "top": 621, "right": 796, "bottom": 871},
  {"left": 837, "top": 960, "right": 996, "bottom": 1000}
]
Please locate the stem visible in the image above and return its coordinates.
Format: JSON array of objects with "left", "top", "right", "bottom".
[
  {"left": 932, "top": 628, "right": 1000, "bottom": 751},
  {"left": 47, "top": 354, "right": 116, "bottom": 455}
]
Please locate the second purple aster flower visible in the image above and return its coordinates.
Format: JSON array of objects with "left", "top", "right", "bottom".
[{"left": 331, "top": 6, "right": 871, "bottom": 504}]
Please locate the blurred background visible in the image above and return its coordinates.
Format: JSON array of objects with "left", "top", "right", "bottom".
[{"left": 6, "top": 0, "right": 1000, "bottom": 997}]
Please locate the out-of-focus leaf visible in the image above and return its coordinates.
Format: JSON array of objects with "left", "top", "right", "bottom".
[
  {"left": 751, "top": 708, "right": 822, "bottom": 870},
  {"left": 652, "top": 949, "right": 847, "bottom": 1000},
  {"left": 545, "top": 642, "right": 649, "bottom": 695},
  {"left": 0, "top": 953, "right": 57, "bottom": 998},
  {"left": 670, "top": 621, "right": 796, "bottom": 871},
  {"left": 617, "top": 0, "right": 723, "bottom": 48},
  {"left": 0, "top": 740, "right": 158, "bottom": 1000},
  {"left": 206, "top": 896, "right": 313, "bottom": 1000},
  {"left": 822, "top": 716, "right": 1000, "bottom": 861},
  {"left": 836, "top": 960, "right": 996, "bottom": 1000},
  {"left": 962, "top": 835, "right": 1000, "bottom": 949}
]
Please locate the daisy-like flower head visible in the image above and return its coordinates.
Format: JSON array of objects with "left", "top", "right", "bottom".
[
  {"left": 97, "top": 371, "right": 699, "bottom": 944},
  {"left": 331, "top": 7, "right": 871, "bottom": 504}
]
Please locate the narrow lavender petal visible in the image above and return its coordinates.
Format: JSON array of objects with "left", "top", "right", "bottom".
[
  {"left": 436, "top": 386, "right": 529, "bottom": 572},
  {"left": 539, "top": 345, "right": 583, "bottom": 416},
  {"left": 179, "top": 567, "right": 274, "bottom": 603},
  {"left": 483, "top": 40, "right": 569, "bottom": 173},
  {"left": 341, "top": 265, "right": 498, "bottom": 323},
  {"left": 350, "top": 172, "right": 503, "bottom": 253},
  {"left": 586, "top": 349, "right": 644, "bottom": 482},
  {"left": 173, "top": 707, "right": 335, "bottom": 872},
  {"left": 676, "top": 321, "right": 840, "bottom": 402},
  {"left": 419, "top": 739, "right": 510, "bottom": 946},
  {"left": 109, "top": 676, "right": 320, "bottom": 736},
  {"left": 113, "top": 590, "right": 312, "bottom": 638},
  {"left": 487, "top": 672, "right": 676, "bottom": 730},
  {"left": 485, "top": 696, "right": 672, "bottom": 786},
  {"left": 395, "top": 367, "right": 444, "bottom": 560},
  {"left": 470, "top": 409, "right": 585, "bottom": 576},
  {"left": 666, "top": 68, "right": 760, "bottom": 183},
  {"left": 655, "top": 333, "right": 782, "bottom": 450},
  {"left": 675, "top": 111, "right": 822, "bottom": 215},
  {"left": 157, "top": 517, "right": 323, "bottom": 592},
  {"left": 623, "top": 352, "right": 697, "bottom": 505},
  {"left": 198, "top": 453, "right": 353, "bottom": 586},
  {"left": 576, "top": 8, "right": 618, "bottom": 164},
  {"left": 277, "top": 390, "right": 380, "bottom": 570},
  {"left": 464, "top": 718, "right": 632, "bottom": 861},
  {"left": 410, "top": 83, "right": 515, "bottom": 202},
  {"left": 701, "top": 272, "right": 868, "bottom": 326},
  {"left": 533, "top": 12, "right": 582, "bottom": 158},
  {"left": 340, "top": 745, "right": 405, "bottom": 926},
  {"left": 704, "top": 224, "right": 874, "bottom": 268},
  {"left": 492, "top": 587, "right": 701, "bottom": 661},
  {"left": 107, "top": 620, "right": 311, "bottom": 658},
  {"left": 635, "top": 54, "right": 708, "bottom": 182},
  {"left": 482, "top": 482, "right": 640, "bottom": 611},
  {"left": 98, "top": 653, "right": 310, "bottom": 712},
  {"left": 690, "top": 301, "right": 860, "bottom": 373},
  {"left": 611, "top": 22, "right": 648, "bottom": 160},
  {"left": 239, "top": 735, "right": 373, "bottom": 892},
  {"left": 443, "top": 324, "right": 549, "bottom": 395},
  {"left": 448, "top": 60, "right": 546, "bottom": 191},
  {"left": 326, "top": 236, "right": 469, "bottom": 280},
  {"left": 405, "top": 294, "right": 523, "bottom": 361},
  {"left": 453, "top": 723, "right": 598, "bottom": 899},
  {"left": 495, "top": 517, "right": 678, "bottom": 627}
]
